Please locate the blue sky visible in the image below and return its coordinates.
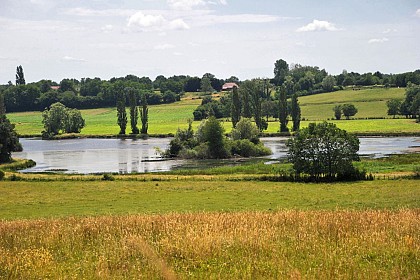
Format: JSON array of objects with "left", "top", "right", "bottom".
[{"left": 0, "top": 0, "right": 419, "bottom": 83}]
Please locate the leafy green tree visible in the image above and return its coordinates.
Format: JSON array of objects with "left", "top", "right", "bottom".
[
  {"left": 286, "top": 122, "right": 360, "bottom": 180},
  {"left": 273, "top": 59, "right": 289, "bottom": 86},
  {"left": 200, "top": 77, "right": 213, "bottom": 95},
  {"left": 231, "top": 86, "right": 241, "bottom": 127},
  {"left": 322, "top": 75, "right": 336, "bottom": 92},
  {"left": 290, "top": 93, "right": 301, "bottom": 131},
  {"left": 15, "top": 65, "right": 25, "bottom": 85},
  {"left": 249, "top": 81, "right": 263, "bottom": 131},
  {"left": 126, "top": 87, "right": 139, "bottom": 134},
  {"left": 42, "top": 102, "right": 67, "bottom": 135},
  {"left": 0, "top": 94, "right": 22, "bottom": 163},
  {"left": 42, "top": 102, "right": 85, "bottom": 136},
  {"left": 342, "top": 104, "right": 358, "bottom": 120},
  {"left": 201, "top": 116, "right": 229, "bottom": 158},
  {"left": 231, "top": 118, "right": 260, "bottom": 144},
  {"left": 240, "top": 81, "right": 253, "bottom": 118},
  {"left": 333, "top": 105, "right": 342, "bottom": 120},
  {"left": 140, "top": 93, "right": 148, "bottom": 134},
  {"left": 115, "top": 82, "right": 127, "bottom": 135},
  {"left": 64, "top": 108, "right": 85, "bottom": 133},
  {"left": 386, "top": 99, "right": 402, "bottom": 118},
  {"left": 278, "top": 86, "right": 288, "bottom": 132}
]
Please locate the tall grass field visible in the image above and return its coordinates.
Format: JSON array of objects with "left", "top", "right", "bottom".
[{"left": 0, "top": 210, "right": 418, "bottom": 279}]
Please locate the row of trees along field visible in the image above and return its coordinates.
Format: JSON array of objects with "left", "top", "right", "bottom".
[{"left": 1, "top": 62, "right": 420, "bottom": 113}]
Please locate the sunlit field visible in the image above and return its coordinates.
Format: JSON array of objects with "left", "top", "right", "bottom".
[
  {"left": 7, "top": 87, "right": 419, "bottom": 136},
  {"left": 0, "top": 210, "right": 418, "bottom": 279}
]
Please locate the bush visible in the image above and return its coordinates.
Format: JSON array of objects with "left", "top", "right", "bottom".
[
  {"left": 231, "top": 139, "right": 272, "bottom": 157},
  {"left": 102, "top": 173, "right": 115, "bottom": 181},
  {"left": 0, "top": 170, "right": 4, "bottom": 180}
]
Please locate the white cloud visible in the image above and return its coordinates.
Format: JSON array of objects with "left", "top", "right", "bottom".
[
  {"left": 382, "top": 28, "right": 397, "bottom": 34},
  {"left": 127, "top": 11, "right": 190, "bottom": 31},
  {"left": 416, "top": 9, "right": 420, "bottom": 17},
  {"left": 169, "top": 18, "right": 190, "bottom": 29},
  {"left": 154, "top": 44, "right": 176, "bottom": 50},
  {"left": 63, "top": 8, "right": 134, "bottom": 17},
  {"left": 62, "top": 56, "right": 87, "bottom": 62},
  {"left": 297, "top": 20, "right": 339, "bottom": 32},
  {"left": 168, "top": 0, "right": 206, "bottom": 10},
  {"left": 101, "top": 24, "right": 114, "bottom": 32},
  {"left": 368, "top": 38, "right": 389, "bottom": 44}
]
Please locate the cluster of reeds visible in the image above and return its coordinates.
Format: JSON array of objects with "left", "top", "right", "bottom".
[{"left": 0, "top": 210, "right": 418, "bottom": 279}]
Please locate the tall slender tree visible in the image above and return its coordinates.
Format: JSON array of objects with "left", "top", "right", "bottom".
[
  {"left": 140, "top": 93, "right": 148, "bottom": 134},
  {"left": 127, "top": 87, "right": 139, "bottom": 134},
  {"left": 240, "top": 81, "right": 253, "bottom": 118},
  {"left": 291, "top": 93, "right": 301, "bottom": 131},
  {"left": 115, "top": 82, "right": 127, "bottom": 135},
  {"left": 278, "top": 86, "right": 289, "bottom": 132},
  {"left": 231, "top": 86, "right": 241, "bottom": 128},
  {"left": 15, "top": 65, "right": 25, "bottom": 85}
]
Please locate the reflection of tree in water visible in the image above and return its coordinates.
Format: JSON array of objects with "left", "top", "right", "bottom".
[
  {"left": 131, "top": 150, "right": 139, "bottom": 173},
  {"left": 118, "top": 147, "right": 128, "bottom": 174}
]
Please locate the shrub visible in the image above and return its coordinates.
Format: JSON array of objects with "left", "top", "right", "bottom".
[
  {"left": 0, "top": 170, "right": 4, "bottom": 180},
  {"left": 102, "top": 173, "right": 115, "bottom": 181},
  {"left": 231, "top": 139, "right": 271, "bottom": 157}
]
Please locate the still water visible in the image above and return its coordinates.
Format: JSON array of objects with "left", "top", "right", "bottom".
[{"left": 13, "top": 137, "right": 420, "bottom": 174}]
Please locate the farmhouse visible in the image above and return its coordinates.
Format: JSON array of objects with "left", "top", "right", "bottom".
[{"left": 222, "top": 82, "right": 239, "bottom": 91}]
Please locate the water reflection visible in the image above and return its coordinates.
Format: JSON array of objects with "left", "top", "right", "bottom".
[{"left": 12, "top": 137, "right": 420, "bottom": 174}]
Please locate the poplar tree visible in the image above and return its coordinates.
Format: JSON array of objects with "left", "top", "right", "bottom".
[
  {"left": 127, "top": 87, "right": 139, "bottom": 134},
  {"left": 140, "top": 93, "right": 148, "bottom": 134},
  {"left": 231, "top": 86, "right": 241, "bottom": 128},
  {"left": 115, "top": 82, "right": 127, "bottom": 135},
  {"left": 278, "top": 86, "right": 289, "bottom": 132},
  {"left": 15, "top": 65, "right": 25, "bottom": 85},
  {"left": 291, "top": 93, "right": 301, "bottom": 131}
]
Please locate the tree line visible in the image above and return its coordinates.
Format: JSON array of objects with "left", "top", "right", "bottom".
[{"left": 1, "top": 63, "right": 419, "bottom": 113}]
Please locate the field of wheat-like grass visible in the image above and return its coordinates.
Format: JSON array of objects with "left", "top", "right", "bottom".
[{"left": 0, "top": 209, "right": 418, "bottom": 279}]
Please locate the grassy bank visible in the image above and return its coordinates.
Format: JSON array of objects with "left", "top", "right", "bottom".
[{"left": 0, "top": 210, "right": 418, "bottom": 279}]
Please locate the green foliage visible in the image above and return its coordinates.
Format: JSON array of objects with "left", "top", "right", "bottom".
[
  {"left": 201, "top": 116, "right": 230, "bottom": 159},
  {"left": 231, "top": 139, "right": 271, "bottom": 157},
  {"left": 290, "top": 93, "right": 301, "bottom": 131},
  {"left": 386, "top": 99, "right": 402, "bottom": 118},
  {"left": 102, "top": 173, "right": 115, "bottom": 181},
  {"left": 273, "top": 59, "right": 289, "bottom": 86},
  {"left": 15, "top": 65, "right": 25, "bottom": 85},
  {"left": 286, "top": 122, "right": 360, "bottom": 181},
  {"left": 231, "top": 86, "right": 241, "bottom": 127},
  {"left": 0, "top": 169, "right": 4, "bottom": 180},
  {"left": 115, "top": 82, "right": 127, "bottom": 135},
  {"left": 126, "top": 87, "right": 139, "bottom": 134},
  {"left": 0, "top": 114, "right": 22, "bottom": 163},
  {"left": 231, "top": 118, "right": 260, "bottom": 143},
  {"left": 333, "top": 105, "right": 342, "bottom": 120},
  {"left": 42, "top": 102, "right": 85, "bottom": 137},
  {"left": 278, "top": 85, "right": 289, "bottom": 132},
  {"left": 200, "top": 77, "right": 213, "bottom": 94},
  {"left": 341, "top": 103, "right": 358, "bottom": 120},
  {"left": 140, "top": 93, "right": 148, "bottom": 134},
  {"left": 322, "top": 75, "right": 336, "bottom": 92},
  {"left": 64, "top": 108, "right": 85, "bottom": 133}
]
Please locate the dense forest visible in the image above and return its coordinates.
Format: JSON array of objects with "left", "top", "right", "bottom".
[{"left": 1, "top": 60, "right": 419, "bottom": 115}]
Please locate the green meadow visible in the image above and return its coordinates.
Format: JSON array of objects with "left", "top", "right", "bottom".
[{"left": 7, "top": 87, "right": 420, "bottom": 136}]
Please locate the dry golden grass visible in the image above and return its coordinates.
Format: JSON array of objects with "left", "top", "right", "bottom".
[{"left": 0, "top": 210, "right": 419, "bottom": 279}]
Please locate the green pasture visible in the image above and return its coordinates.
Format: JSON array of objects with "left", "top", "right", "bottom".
[
  {"left": 0, "top": 179, "right": 419, "bottom": 220},
  {"left": 7, "top": 87, "right": 419, "bottom": 136}
]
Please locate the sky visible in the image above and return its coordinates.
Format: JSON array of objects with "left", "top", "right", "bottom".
[{"left": 0, "top": 0, "right": 419, "bottom": 83}]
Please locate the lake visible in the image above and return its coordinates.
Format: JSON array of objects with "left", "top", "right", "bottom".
[{"left": 13, "top": 137, "right": 420, "bottom": 174}]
